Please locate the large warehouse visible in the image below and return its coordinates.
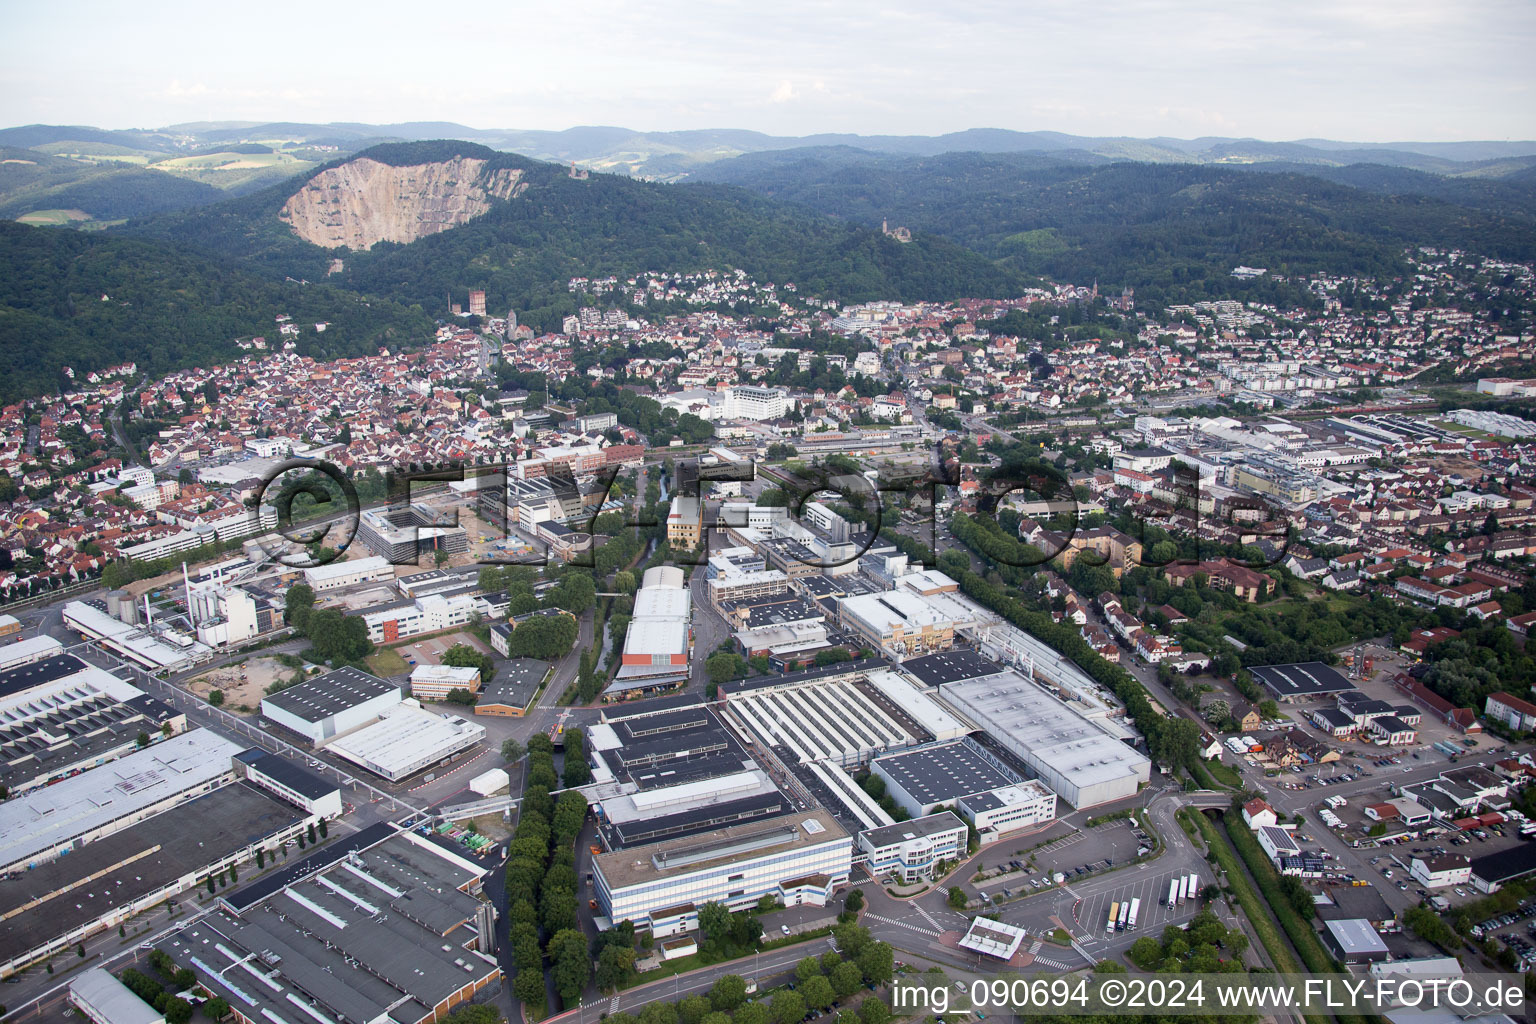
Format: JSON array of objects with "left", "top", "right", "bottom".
[
  {"left": 326, "top": 701, "right": 486, "bottom": 781},
  {"left": 871, "top": 740, "right": 1019, "bottom": 816},
  {"left": 0, "top": 657, "right": 185, "bottom": 796},
  {"left": 0, "top": 729, "right": 241, "bottom": 873},
  {"left": 1251, "top": 662, "right": 1356, "bottom": 702},
  {"left": 260, "top": 666, "right": 402, "bottom": 743},
  {"left": 154, "top": 829, "right": 501, "bottom": 1024},
  {"left": 940, "top": 669, "right": 1151, "bottom": 808},
  {"left": 722, "top": 668, "right": 954, "bottom": 767},
  {"left": 593, "top": 808, "right": 853, "bottom": 934},
  {"left": 2, "top": 780, "right": 312, "bottom": 979},
  {"left": 302, "top": 554, "right": 392, "bottom": 592}
]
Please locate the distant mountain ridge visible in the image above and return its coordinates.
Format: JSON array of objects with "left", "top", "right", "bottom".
[{"left": 4, "top": 121, "right": 1536, "bottom": 183}]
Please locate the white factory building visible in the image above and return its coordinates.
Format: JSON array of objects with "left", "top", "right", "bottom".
[
  {"left": 0, "top": 729, "right": 241, "bottom": 873},
  {"left": 593, "top": 808, "right": 852, "bottom": 933},
  {"left": 260, "top": 666, "right": 402, "bottom": 743},
  {"left": 939, "top": 669, "right": 1151, "bottom": 808},
  {"left": 869, "top": 740, "right": 1058, "bottom": 841},
  {"left": 0, "top": 634, "right": 64, "bottom": 672},
  {"left": 327, "top": 701, "right": 486, "bottom": 782},
  {"left": 409, "top": 663, "right": 482, "bottom": 700},
  {"left": 857, "top": 811, "right": 969, "bottom": 884},
  {"left": 723, "top": 665, "right": 967, "bottom": 768},
  {"left": 958, "top": 781, "right": 1059, "bottom": 844},
  {"left": 837, "top": 580, "right": 975, "bottom": 658},
  {"left": 62, "top": 601, "right": 212, "bottom": 673},
  {"left": 302, "top": 555, "right": 393, "bottom": 592},
  {"left": 361, "top": 591, "right": 479, "bottom": 645}
]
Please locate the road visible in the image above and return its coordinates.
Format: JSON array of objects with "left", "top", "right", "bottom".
[{"left": 844, "top": 777, "right": 1230, "bottom": 974}]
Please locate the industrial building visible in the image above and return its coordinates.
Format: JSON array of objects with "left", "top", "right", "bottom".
[
  {"left": 260, "top": 666, "right": 402, "bottom": 743},
  {"left": 588, "top": 697, "right": 752, "bottom": 791},
  {"left": 857, "top": 811, "right": 968, "bottom": 884},
  {"left": 958, "top": 917, "right": 1029, "bottom": 961},
  {"left": 837, "top": 583, "right": 974, "bottom": 657},
  {"left": 611, "top": 566, "right": 692, "bottom": 698},
  {"left": 1250, "top": 662, "right": 1356, "bottom": 702},
  {"left": 474, "top": 657, "right": 548, "bottom": 716},
  {"left": 360, "top": 591, "right": 480, "bottom": 644},
  {"left": 233, "top": 748, "right": 344, "bottom": 818},
  {"left": 939, "top": 669, "right": 1152, "bottom": 808},
  {"left": 0, "top": 728, "right": 242, "bottom": 874},
  {"left": 355, "top": 505, "right": 469, "bottom": 564},
  {"left": 722, "top": 666, "right": 964, "bottom": 767},
  {"left": 69, "top": 969, "right": 164, "bottom": 1024},
  {"left": 958, "top": 781, "right": 1059, "bottom": 843},
  {"left": 62, "top": 600, "right": 212, "bottom": 673},
  {"left": 153, "top": 829, "right": 501, "bottom": 1024},
  {"left": 0, "top": 633, "right": 63, "bottom": 671},
  {"left": 870, "top": 740, "right": 1021, "bottom": 816},
  {"left": 326, "top": 701, "right": 485, "bottom": 782},
  {"left": 409, "top": 663, "right": 482, "bottom": 700},
  {"left": 0, "top": 657, "right": 184, "bottom": 796},
  {"left": 301, "top": 554, "right": 392, "bottom": 591},
  {"left": 1, "top": 779, "right": 313, "bottom": 979},
  {"left": 595, "top": 769, "right": 791, "bottom": 848},
  {"left": 593, "top": 807, "right": 852, "bottom": 933}
]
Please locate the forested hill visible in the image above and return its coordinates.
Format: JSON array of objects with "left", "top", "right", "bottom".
[
  {"left": 0, "top": 221, "right": 431, "bottom": 403},
  {"left": 123, "top": 141, "right": 1030, "bottom": 331},
  {"left": 691, "top": 149, "right": 1536, "bottom": 308}
]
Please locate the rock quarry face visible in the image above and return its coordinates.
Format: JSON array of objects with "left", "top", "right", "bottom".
[{"left": 278, "top": 156, "right": 525, "bottom": 250}]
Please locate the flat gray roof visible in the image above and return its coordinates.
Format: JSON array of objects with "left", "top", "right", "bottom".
[
  {"left": 262, "top": 666, "right": 399, "bottom": 723},
  {"left": 0, "top": 729, "right": 241, "bottom": 872},
  {"left": 872, "top": 741, "right": 1015, "bottom": 807},
  {"left": 860, "top": 810, "right": 966, "bottom": 848},
  {"left": 155, "top": 831, "right": 493, "bottom": 1024},
  {"left": 2, "top": 781, "right": 302, "bottom": 957}
]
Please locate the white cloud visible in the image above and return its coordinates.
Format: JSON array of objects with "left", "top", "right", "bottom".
[{"left": 769, "top": 81, "right": 800, "bottom": 104}]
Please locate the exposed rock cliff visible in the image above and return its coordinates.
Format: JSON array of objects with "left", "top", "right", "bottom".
[{"left": 278, "top": 156, "right": 525, "bottom": 250}]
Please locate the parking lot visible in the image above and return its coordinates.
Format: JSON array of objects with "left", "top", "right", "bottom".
[
  {"left": 1073, "top": 867, "right": 1209, "bottom": 944},
  {"left": 1470, "top": 898, "right": 1536, "bottom": 971},
  {"left": 1032, "top": 818, "right": 1151, "bottom": 879}
]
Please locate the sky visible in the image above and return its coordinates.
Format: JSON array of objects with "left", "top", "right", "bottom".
[{"left": 3, "top": 0, "right": 1534, "bottom": 142}]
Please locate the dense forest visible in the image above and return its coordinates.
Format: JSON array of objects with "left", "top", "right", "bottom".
[
  {"left": 692, "top": 149, "right": 1536, "bottom": 308},
  {"left": 0, "top": 221, "right": 432, "bottom": 402},
  {"left": 0, "top": 149, "right": 226, "bottom": 221},
  {"left": 9, "top": 135, "right": 1536, "bottom": 402},
  {"left": 126, "top": 141, "right": 1030, "bottom": 333}
]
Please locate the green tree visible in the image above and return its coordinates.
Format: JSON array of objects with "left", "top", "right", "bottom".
[
  {"left": 801, "top": 976, "right": 834, "bottom": 1012},
  {"left": 844, "top": 887, "right": 864, "bottom": 912},
  {"left": 163, "top": 999, "right": 193, "bottom": 1024},
  {"left": 284, "top": 584, "right": 315, "bottom": 629},
  {"left": 857, "top": 941, "right": 894, "bottom": 985},
  {"left": 830, "top": 959, "right": 864, "bottom": 998},
  {"left": 771, "top": 991, "right": 806, "bottom": 1024},
  {"left": 208, "top": 689, "right": 224, "bottom": 707},
  {"left": 596, "top": 945, "right": 637, "bottom": 992},
  {"left": 699, "top": 900, "right": 732, "bottom": 938},
  {"left": 501, "top": 737, "right": 526, "bottom": 762},
  {"left": 858, "top": 997, "right": 891, "bottom": 1024},
  {"left": 706, "top": 651, "right": 743, "bottom": 684},
  {"left": 548, "top": 928, "right": 590, "bottom": 1005},
  {"left": 708, "top": 974, "right": 748, "bottom": 1012}
]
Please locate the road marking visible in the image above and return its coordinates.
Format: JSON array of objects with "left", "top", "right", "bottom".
[{"left": 864, "top": 913, "right": 940, "bottom": 937}]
